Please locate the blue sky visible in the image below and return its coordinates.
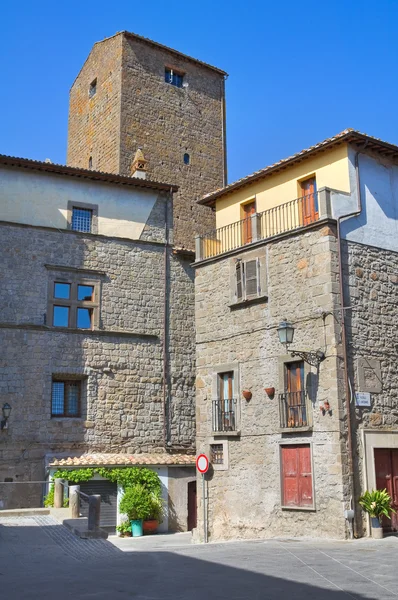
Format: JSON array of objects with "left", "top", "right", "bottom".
[{"left": 1, "top": 0, "right": 397, "bottom": 184}]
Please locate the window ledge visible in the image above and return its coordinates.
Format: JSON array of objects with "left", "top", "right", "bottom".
[
  {"left": 281, "top": 505, "right": 315, "bottom": 512},
  {"left": 212, "top": 430, "right": 241, "bottom": 438},
  {"left": 229, "top": 294, "right": 268, "bottom": 309},
  {"left": 279, "top": 426, "right": 313, "bottom": 434}
]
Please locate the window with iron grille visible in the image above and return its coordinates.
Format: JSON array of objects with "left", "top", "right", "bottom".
[
  {"left": 165, "top": 67, "right": 184, "bottom": 88},
  {"left": 210, "top": 444, "right": 224, "bottom": 465},
  {"left": 71, "top": 207, "right": 92, "bottom": 233},
  {"left": 51, "top": 380, "right": 81, "bottom": 417},
  {"left": 236, "top": 258, "right": 260, "bottom": 301},
  {"left": 212, "top": 371, "right": 236, "bottom": 432},
  {"left": 49, "top": 279, "right": 99, "bottom": 329}
]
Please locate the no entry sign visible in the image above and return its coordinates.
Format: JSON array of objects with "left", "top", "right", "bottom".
[{"left": 196, "top": 453, "right": 209, "bottom": 474}]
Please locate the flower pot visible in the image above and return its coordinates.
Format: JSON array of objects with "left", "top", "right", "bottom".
[
  {"left": 242, "top": 390, "right": 252, "bottom": 401},
  {"left": 264, "top": 387, "right": 275, "bottom": 398},
  {"left": 131, "top": 519, "right": 143, "bottom": 537},
  {"left": 371, "top": 517, "right": 384, "bottom": 539},
  {"left": 143, "top": 519, "right": 159, "bottom": 534}
]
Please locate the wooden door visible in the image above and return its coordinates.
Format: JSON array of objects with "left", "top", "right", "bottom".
[
  {"left": 219, "top": 372, "right": 234, "bottom": 430},
  {"left": 187, "top": 481, "right": 197, "bottom": 531},
  {"left": 374, "top": 448, "right": 398, "bottom": 531},
  {"left": 281, "top": 444, "right": 313, "bottom": 507},
  {"left": 242, "top": 201, "right": 256, "bottom": 244},
  {"left": 285, "top": 362, "right": 305, "bottom": 427},
  {"left": 300, "top": 178, "right": 318, "bottom": 225}
]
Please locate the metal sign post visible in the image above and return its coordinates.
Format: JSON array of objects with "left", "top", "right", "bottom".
[{"left": 196, "top": 454, "right": 209, "bottom": 544}]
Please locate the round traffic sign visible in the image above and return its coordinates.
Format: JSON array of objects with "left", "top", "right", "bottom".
[{"left": 196, "top": 453, "right": 209, "bottom": 474}]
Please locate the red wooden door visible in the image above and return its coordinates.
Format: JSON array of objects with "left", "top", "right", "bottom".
[
  {"left": 187, "top": 481, "right": 197, "bottom": 531},
  {"left": 374, "top": 448, "right": 398, "bottom": 531},
  {"left": 281, "top": 444, "right": 313, "bottom": 508},
  {"left": 242, "top": 201, "right": 256, "bottom": 244},
  {"left": 300, "top": 178, "right": 318, "bottom": 225}
]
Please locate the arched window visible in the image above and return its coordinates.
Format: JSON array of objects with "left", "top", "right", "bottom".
[{"left": 183, "top": 153, "right": 190, "bottom": 165}]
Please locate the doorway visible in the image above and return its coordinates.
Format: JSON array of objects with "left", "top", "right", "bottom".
[
  {"left": 374, "top": 448, "right": 398, "bottom": 531},
  {"left": 187, "top": 480, "right": 197, "bottom": 531},
  {"left": 300, "top": 177, "right": 318, "bottom": 225}
]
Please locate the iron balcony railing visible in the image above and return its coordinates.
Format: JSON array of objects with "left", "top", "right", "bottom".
[
  {"left": 196, "top": 193, "right": 320, "bottom": 261},
  {"left": 212, "top": 398, "right": 237, "bottom": 432},
  {"left": 278, "top": 391, "right": 312, "bottom": 429}
]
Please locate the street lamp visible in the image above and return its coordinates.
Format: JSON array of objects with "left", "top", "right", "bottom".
[
  {"left": 277, "top": 320, "right": 325, "bottom": 367},
  {"left": 1, "top": 403, "right": 12, "bottom": 430}
]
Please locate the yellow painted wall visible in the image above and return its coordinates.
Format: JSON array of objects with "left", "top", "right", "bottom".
[
  {"left": 215, "top": 144, "right": 351, "bottom": 229},
  {"left": 0, "top": 167, "right": 158, "bottom": 240}
]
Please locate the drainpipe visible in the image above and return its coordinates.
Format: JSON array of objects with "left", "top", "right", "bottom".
[
  {"left": 163, "top": 191, "right": 171, "bottom": 449},
  {"left": 336, "top": 145, "right": 366, "bottom": 536}
]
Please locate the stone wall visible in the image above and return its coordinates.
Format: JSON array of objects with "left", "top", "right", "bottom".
[
  {"left": 342, "top": 240, "right": 398, "bottom": 533},
  {"left": 0, "top": 215, "right": 196, "bottom": 504},
  {"left": 195, "top": 223, "right": 350, "bottom": 541},
  {"left": 67, "top": 32, "right": 225, "bottom": 251}
]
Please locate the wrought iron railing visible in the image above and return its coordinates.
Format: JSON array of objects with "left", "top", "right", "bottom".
[
  {"left": 212, "top": 398, "right": 237, "bottom": 432},
  {"left": 278, "top": 391, "right": 312, "bottom": 429},
  {"left": 196, "top": 193, "right": 319, "bottom": 261}
]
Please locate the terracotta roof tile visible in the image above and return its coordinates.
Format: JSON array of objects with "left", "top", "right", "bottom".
[{"left": 49, "top": 453, "right": 195, "bottom": 468}]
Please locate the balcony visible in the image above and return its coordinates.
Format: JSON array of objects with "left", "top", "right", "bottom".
[
  {"left": 195, "top": 190, "right": 331, "bottom": 261},
  {"left": 212, "top": 398, "right": 237, "bottom": 433},
  {"left": 278, "top": 391, "right": 312, "bottom": 430}
]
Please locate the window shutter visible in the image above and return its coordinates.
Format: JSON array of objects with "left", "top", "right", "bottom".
[
  {"left": 236, "top": 262, "right": 243, "bottom": 301},
  {"left": 298, "top": 445, "right": 313, "bottom": 506},
  {"left": 281, "top": 445, "right": 299, "bottom": 506},
  {"left": 245, "top": 259, "right": 257, "bottom": 297}
]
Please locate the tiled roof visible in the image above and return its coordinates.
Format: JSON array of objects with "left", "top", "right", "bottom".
[
  {"left": 199, "top": 129, "right": 398, "bottom": 206},
  {"left": 49, "top": 453, "right": 195, "bottom": 468},
  {"left": 0, "top": 154, "right": 178, "bottom": 193}
]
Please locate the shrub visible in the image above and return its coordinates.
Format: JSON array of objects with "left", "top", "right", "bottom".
[{"left": 119, "top": 484, "right": 153, "bottom": 521}]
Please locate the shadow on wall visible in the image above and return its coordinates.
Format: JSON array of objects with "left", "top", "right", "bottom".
[{"left": 0, "top": 520, "right": 391, "bottom": 599}]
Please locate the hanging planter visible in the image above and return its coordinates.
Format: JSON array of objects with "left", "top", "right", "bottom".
[
  {"left": 242, "top": 390, "right": 252, "bottom": 401},
  {"left": 264, "top": 387, "right": 275, "bottom": 398}
]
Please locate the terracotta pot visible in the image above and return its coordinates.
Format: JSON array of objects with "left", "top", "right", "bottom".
[
  {"left": 143, "top": 519, "right": 159, "bottom": 534},
  {"left": 242, "top": 390, "right": 252, "bottom": 401},
  {"left": 264, "top": 387, "right": 275, "bottom": 398},
  {"left": 324, "top": 401, "right": 331, "bottom": 412}
]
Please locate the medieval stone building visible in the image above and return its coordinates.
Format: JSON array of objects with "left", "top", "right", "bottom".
[
  {"left": 194, "top": 129, "right": 398, "bottom": 540},
  {"left": 0, "top": 32, "right": 227, "bottom": 532}
]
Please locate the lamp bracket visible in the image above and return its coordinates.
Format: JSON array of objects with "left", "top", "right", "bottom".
[
  {"left": 290, "top": 349, "right": 326, "bottom": 367},
  {"left": 1, "top": 419, "right": 8, "bottom": 430}
]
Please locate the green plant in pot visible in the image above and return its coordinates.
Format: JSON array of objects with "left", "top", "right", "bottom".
[
  {"left": 116, "top": 520, "right": 132, "bottom": 537},
  {"left": 143, "top": 494, "right": 164, "bottom": 534},
  {"left": 119, "top": 484, "right": 152, "bottom": 537},
  {"left": 359, "top": 488, "right": 395, "bottom": 539}
]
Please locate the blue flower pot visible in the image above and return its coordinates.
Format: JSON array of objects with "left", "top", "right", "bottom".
[{"left": 131, "top": 519, "right": 143, "bottom": 537}]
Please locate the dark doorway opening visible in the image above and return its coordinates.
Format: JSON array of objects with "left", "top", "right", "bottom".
[{"left": 187, "top": 480, "right": 197, "bottom": 531}]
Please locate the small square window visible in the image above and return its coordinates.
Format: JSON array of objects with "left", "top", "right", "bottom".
[
  {"left": 53, "top": 306, "right": 69, "bottom": 327},
  {"left": 52, "top": 380, "right": 81, "bottom": 417},
  {"left": 210, "top": 444, "right": 224, "bottom": 465},
  {"left": 77, "top": 285, "right": 94, "bottom": 302},
  {"left": 54, "top": 282, "right": 71, "bottom": 300},
  {"left": 165, "top": 67, "right": 184, "bottom": 88},
  {"left": 77, "top": 307, "right": 92, "bottom": 329},
  {"left": 72, "top": 207, "right": 92, "bottom": 233},
  {"left": 89, "top": 78, "right": 97, "bottom": 98}
]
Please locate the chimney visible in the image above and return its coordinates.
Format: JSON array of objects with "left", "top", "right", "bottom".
[{"left": 131, "top": 148, "right": 147, "bottom": 179}]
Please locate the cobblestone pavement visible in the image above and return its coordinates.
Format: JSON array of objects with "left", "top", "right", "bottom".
[{"left": 1, "top": 516, "right": 398, "bottom": 599}]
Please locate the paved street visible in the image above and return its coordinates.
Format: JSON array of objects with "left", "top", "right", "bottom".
[{"left": 1, "top": 516, "right": 398, "bottom": 599}]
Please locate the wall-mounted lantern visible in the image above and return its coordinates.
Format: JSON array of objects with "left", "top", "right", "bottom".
[
  {"left": 1, "top": 403, "right": 12, "bottom": 430},
  {"left": 277, "top": 320, "right": 326, "bottom": 367}
]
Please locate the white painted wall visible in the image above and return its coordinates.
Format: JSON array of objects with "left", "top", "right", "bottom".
[
  {"left": 0, "top": 166, "right": 158, "bottom": 240},
  {"left": 332, "top": 149, "right": 398, "bottom": 252}
]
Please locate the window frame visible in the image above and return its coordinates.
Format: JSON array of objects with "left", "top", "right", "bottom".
[
  {"left": 48, "top": 276, "right": 100, "bottom": 330},
  {"left": 279, "top": 442, "right": 315, "bottom": 511},
  {"left": 89, "top": 78, "right": 97, "bottom": 98},
  {"left": 278, "top": 354, "right": 312, "bottom": 432},
  {"left": 51, "top": 378, "right": 82, "bottom": 418},
  {"left": 211, "top": 363, "right": 240, "bottom": 437},
  {"left": 164, "top": 66, "right": 185, "bottom": 88},
  {"left": 209, "top": 440, "right": 229, "bottom": 471},
  {"left": 235, "top": 258, "right": 261, "bottom": 301},
  {"left": 67, "top": 201, "right": 98, "bottom": 234}
]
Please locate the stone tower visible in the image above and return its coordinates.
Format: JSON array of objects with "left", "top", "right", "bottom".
[{"left": 67, "top": 31, "right": 227, "bottom": 250}]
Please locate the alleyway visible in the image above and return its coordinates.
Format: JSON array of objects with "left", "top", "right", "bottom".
[{"left": 1, "top": 515, "right": 397, "bottom": 599}]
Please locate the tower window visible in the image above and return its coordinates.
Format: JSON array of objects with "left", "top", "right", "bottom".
[
  {"left": 183, "top": 153, "right": 190, "bottom": 165},
  {"left": 88, "top": 156, "right": 93, "bottom": 169},
  {"left": 89, "top": 78, "right": 97, "bottom": 98},
  {"left": 165, "top": 68, "right": 184, "bottom": 88}
]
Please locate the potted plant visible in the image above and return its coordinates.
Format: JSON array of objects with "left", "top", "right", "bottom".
[
  {"left": 143, "top": 494, "right": 163, "bottom": 534},
  {"left": 116, "top": 520, "right": 132, "bottom": 537},
  {"left": 119, "top": 484, "right": 152, "bottom": 537},
  {"left": 359, "top": 488, "right": 396, "bottom": 539}
]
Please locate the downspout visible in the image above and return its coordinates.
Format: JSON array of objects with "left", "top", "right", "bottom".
[
  {"left": 163, "top": 190, "right": 171, "bottom": 449},
  {"left": 221, "top": 75, "right": 228, "bottom": 186},
  {"left": 336, "top": 145, "right": 365, "bottom": 536}
]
